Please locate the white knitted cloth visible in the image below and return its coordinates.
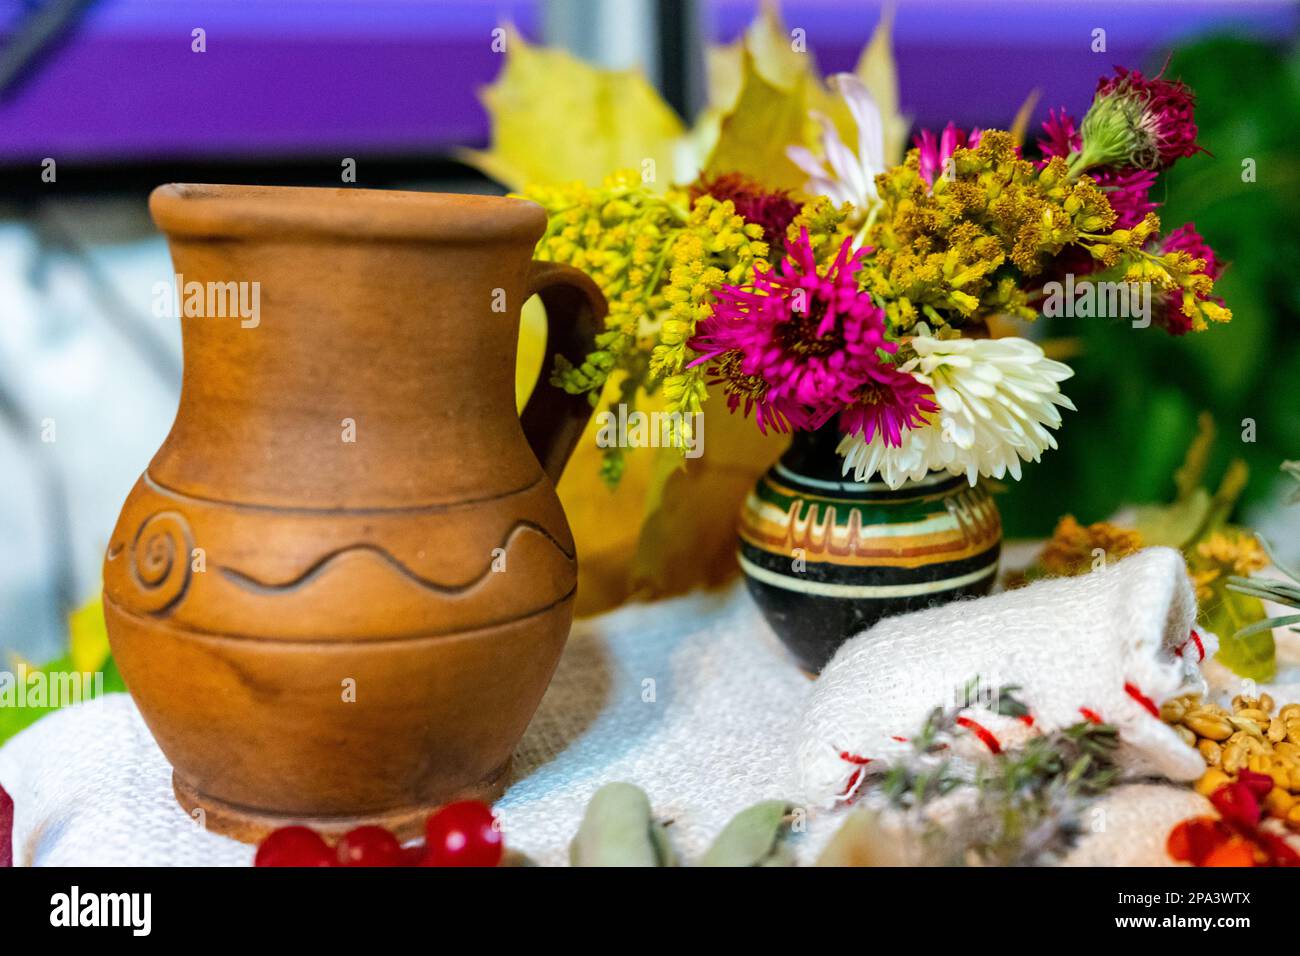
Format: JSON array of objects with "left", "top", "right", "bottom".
[
  {"left": 799, "top": 548, "right": 1212, "bottom": 806},
  {"left": 2, "top": 551, "right": 1296, "bottom": 866},
  {"left": 0, "top": 586, "right": 824, "bottom": 866},
  {"left": 1061, "top": 784, "right": 1215, "bottom": 867}
]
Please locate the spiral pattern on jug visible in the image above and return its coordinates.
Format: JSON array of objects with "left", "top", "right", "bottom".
[{"left": 128, "top": 510, "right": 194, "bottom": 613}]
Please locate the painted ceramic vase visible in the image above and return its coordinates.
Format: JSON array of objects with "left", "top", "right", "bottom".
[
  {"left": 739, "top": 424, "right": 1002, "bottom": 672},
  {"left": 103, "top": 184, "right": 605, "bottom": 842}
]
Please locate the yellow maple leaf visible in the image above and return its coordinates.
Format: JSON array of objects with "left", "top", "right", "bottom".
[
  {"left": 515, "top": 295, "right": 547, "bottom": 412},
  {"left": 630, "top": 402, "right": 787, "bottom": 600},
  {"left": 461, "top": 28, "right": 686, "bottom": 191},
  {"left": 743, "top": 0, "right": 814, "bottom": 92},
  {"left": 704, "top": 50, "right": 814, "bottom": 192},
  {"left": 680, "top": 1, "right": 824, "bottom": 183},
  {"left": 480, "top": 3, "right": 909, "bottom": 612},
  {"left": 700, "top": 2, "right": 908, "bottom": 192},
  {"left": 551, "top": 378, "right": 786, "bottom": 616},
  {"left": 68, "top": 594, "right": 110, "bottom": 674}
]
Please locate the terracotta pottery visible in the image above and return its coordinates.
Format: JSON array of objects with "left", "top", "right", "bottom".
[
  {"left": 738, "top": 423, "right": 1002, "bottom": 673},
  {"left": 103, "top": 184, "right": 605, "bottom": 842}
]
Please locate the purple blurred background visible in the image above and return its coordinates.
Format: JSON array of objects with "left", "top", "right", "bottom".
[{"left": 0, "top": 0, "right": 1295, "bottom": 166}]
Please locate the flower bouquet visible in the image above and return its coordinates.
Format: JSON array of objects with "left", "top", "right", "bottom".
[{"left": 468, "top": 9, "right": 1231, "bottom": 658}]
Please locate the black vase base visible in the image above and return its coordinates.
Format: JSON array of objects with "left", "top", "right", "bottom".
[{"left": 743, "top": 561, "right": 999, "bottom": 674}]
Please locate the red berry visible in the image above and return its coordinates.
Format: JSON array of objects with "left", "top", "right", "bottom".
[
  {"left": 422, "top": 801, "right": 503, "bottom": 867},
  {"left": 255, "top": 826, "right": 335, "bottom": 867},
  {"left": 400, "top": 842, "right": 427, "bottom": 867},
  {"left": 1236, "top": 770, "right": 1274, "bottom": 799},
  {"left": 335, "top": 825, "right": 403, "bottom": 867},
  {"left": 0, "top": 782, "right": 13, "bottom": 869}
]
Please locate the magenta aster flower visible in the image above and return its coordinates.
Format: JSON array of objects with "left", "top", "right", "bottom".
[
  {"left": 701, "top": 353, "right": 814, "bottom": 434},
  {"left": 1100, "top": 166, "right": 1159, "bottom": 229},
  {"left": 914, "top": 122, "right": 982, "bottom": 186},
  {"left": 1152, "top": 223, "right": 1224, "bottom": 336},
  {"left": 689, "top": 230, "right": 893, "bottom": 433},
  {"left": 837, "top": 361, "right": 938, "bottom": 448},
  {"left": 1038, "top": 107, "right": 1081, "bottom": 160},
  {"left": 1159, "top": 223, "right": 1222, "bottom": 277},
  {"left": 1076, "top": 65, "right": 1203, "bottom": 172}
]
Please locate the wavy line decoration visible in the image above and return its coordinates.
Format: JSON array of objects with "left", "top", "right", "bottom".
[{"left": 216, "top": 520, "right": 575, "bottom": 597}]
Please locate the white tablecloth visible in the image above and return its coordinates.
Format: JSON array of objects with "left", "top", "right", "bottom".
[
  {"left": 4, "top": 571, "right": 1297, "bottom": 866},
  {"left": 0, "top": 582, "right": 827, "bottom": 866}
]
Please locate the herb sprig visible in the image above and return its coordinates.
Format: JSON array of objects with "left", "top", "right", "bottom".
[{"left": 873, "top": 678, "right": 1122, "bottom": 866}]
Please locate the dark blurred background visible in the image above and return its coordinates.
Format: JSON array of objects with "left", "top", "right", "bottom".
[{"left": 1, "top": 0, "right": 1296, "bottom": 661}]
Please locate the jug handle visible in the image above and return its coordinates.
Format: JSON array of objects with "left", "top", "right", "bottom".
[{"left": 520, "top": 260, "right": 607, "bottom": 485}]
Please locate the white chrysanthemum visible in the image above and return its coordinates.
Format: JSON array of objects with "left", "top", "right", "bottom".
[
  {"left": 787, "top": 73, "right": 886, "bottom": 229},
  {"left": 838, "top": 335, "right": 1076, "bottom": 489}
]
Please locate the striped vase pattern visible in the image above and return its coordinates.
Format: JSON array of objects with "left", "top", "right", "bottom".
[{"left": 739, "top": 425, "right": 1001, "bottom": 672}]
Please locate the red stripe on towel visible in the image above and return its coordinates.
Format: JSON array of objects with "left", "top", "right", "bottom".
[
  {"left": 1124, "top": 682, "right": 1160, "bottom": 718},
  {"left": 837, "top": 752, "right": 874, "bottom": 803},
  {"left": 955, "top": 716, "right": 1002, "bottom": 754}
]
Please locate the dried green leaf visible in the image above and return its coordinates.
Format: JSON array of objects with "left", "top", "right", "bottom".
[
  {"left": 1204, "top": 584, "right": 1276, "bottom": 682},
  {"left": 1131, "top": 414, "right": 1237, "bottom": 549},
  {"left": 569, "top": 782, "right": 675, "bottom": 867},
  {"left": 1131, "top": 487, "right": 1212, "bottom": 549},
  {"left": 698, "top": 800, "right": 794, "bottom": 867},
  {"left": 1009, "top": 88, "right": 1042, "bottom": 148},
  {"left": 1174, "top": 412, "right": 1216, "bottom": 501},
  {"left": 1282, "top": 460, "right": 1300, "bottom": 504}
]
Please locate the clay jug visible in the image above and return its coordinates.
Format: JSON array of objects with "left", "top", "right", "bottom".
[{"left": 103, "top": 184, "right": 605, "bottom": 842}]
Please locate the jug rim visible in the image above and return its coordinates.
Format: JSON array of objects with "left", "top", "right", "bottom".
[{"left": 150, "top": 183, "right": 546, "bottom": 244}]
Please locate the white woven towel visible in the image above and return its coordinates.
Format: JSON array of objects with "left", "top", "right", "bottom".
[
  {"left": 5, "top": 552, "right": 1295, "bottom": 866},
  {"left": 799, "top": 547, "right": 1214, "bottom": 806},
  {"left": 0, "top": 586, "right": 827, "bottom": 866}
]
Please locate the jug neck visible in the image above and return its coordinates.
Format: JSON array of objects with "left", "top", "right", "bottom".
[{"left": 148, "top": 229, "right": 544, "bottom": 510}]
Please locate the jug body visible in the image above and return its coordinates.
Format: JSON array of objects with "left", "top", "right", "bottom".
[{"left": 103, "top": 185, "right": 602, "bottom": 841}]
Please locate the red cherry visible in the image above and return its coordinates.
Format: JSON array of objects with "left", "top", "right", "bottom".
[
  {"left": 255, "top": 826, "right": 335, "bottom": 867},
  {"left": 336, "top": 825, "right": 403, "bottom": 867},
  {"left": 400, "top": 843, "right": 427, "bottom": 867},
  {"left": 422, "top": 801, "right": 503, "bottom": 867}
]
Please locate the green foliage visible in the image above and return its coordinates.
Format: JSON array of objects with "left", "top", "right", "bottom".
[
  {"left": 1124, "top": 415, "right": 1275, "bottom": 678},
  {"left": 0, "top": 596, "right": 128, "bottom": 745},
  {"left": 0, "top": 655, "right": 125, "bottom": 745},
  {"left": 1228, "top": 520, "right": 1300, "bottom": 667},
  {"left": 1000, "top": 36, "right": 1300, "bottom": 537},
  {"left": 1205, "top": 585, "right": 1274, "bottom": 680}
]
